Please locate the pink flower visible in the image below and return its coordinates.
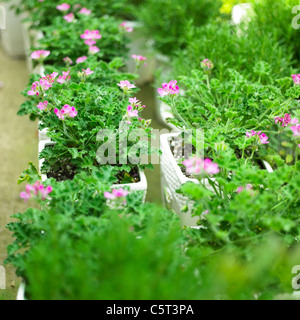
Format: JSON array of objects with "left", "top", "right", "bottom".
[
  {"left": 80, "top": 30, "right": 102, "bottom": 41},
  {"left": 78, "top": 68, "right": 93, "bottom": 80},
  {"left": 56, "top": 3, "right": 70, "bottom": 11},
  {"left": 54, "top": 104, "right": 77, "bottom": 120},
  {"left": 83, "top": 68, "right": 93, "bottom": 76},
  {"left": 20, "top": 192, "right": 30, "bottom": 202},
  {"left": 117, "top": 80, "right": 136, "bottom": 92},
  {"left": 79, "top": 7, "right": 91, "bottom": 15},
  {"left": 39, "top": 186, "right": 53, "bottom": 200},
  {"left": 76, "top": 56, "right": 87, "bottom": 64},
  {"left": 183, "top": 157, "right": 219, "bottom": 175},
  {"left": 132, "top": 54, "right": 147, "bottom": 62},
  {"left": 132, "top": 55, "right": 147, "bottom": 69},
  {"left": 57, "top": 71, "right": 71, "bottom": 84},
  {"left": 127, "top": 105, "right": 139, "bottom": 118},
  {"left": 292, "top": 74, "right": 300, "bottom": 85},
  {"left": 275, "top": 114, "right": 298, "bottom": 127},
  {"left": 28, "top": 73, "right": 58, "bottom": 96},
  {"left": 104, "top": 188, "right": 129, "bottom": 200},
  {"left": 88, "top": 46, "right": 100, "bottom": 55},
  {"left": 246, "top": 131, "right": 269, "bottom": 144},
  {"left": 237, "top": 184, "right": 253, "bottom": 194},
  {"left": 259, "top": 133, "right": 269, "bottom": 144},
  {"left": 201, "top": 58, "right": 214, "bottom": 71},
  {"left": 20, "top": 181, "right": 53, "bottom": 202},
  {"left": 129, "top": 97, "right": 140, "bottom": 105},
  {"left": 291, "top": 124, "right": 300, "bottom": 137},
  {"left": 203, "top": 159, "right": 220, "bottom": 174},
  {"left": 63, "top": 56, "right": 73, "bottom": 65},
  {"left": 31, "top": 50, "right": 50, "bottom": 60},
  {"left": 84, "top": 39, "right": 96, "bottom": 46},
  {"left": 158, "top": 80, "right": 179, "bottom": 97},
  {"left": 119, "top": 21, "right": 133, "bottom": 32},
  {"left": 64, "top": 13, "right": 74, "bottom": 23},
  {"left": 37, "top": 101, "right": 48, "bottom": 110}
]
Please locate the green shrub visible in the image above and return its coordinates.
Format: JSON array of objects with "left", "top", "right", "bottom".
[
  {"left": 138, "top": 0, "right": 224, "bottom": 56},
  {"left": 171, "top": 21, "right": 294, "bottom": 83}
]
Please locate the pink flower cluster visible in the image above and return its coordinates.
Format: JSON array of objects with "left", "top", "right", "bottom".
[
  {"left": 117, "top": 80, "right": 136, "bottom": 93},
  {"left": 78, "top": 68, "right": 93, "bottom": 81},
  {"left": 89, "top": 46, "right": 100, "bottom": 55},
  {"left": 57, "top": 71, "right": 71, "bottom": 84},
  {"left": 119, "top": 22, "right": 133, "bottom": 33},
  {"left": 132, "top": 55, "right": 147, "bottom": 68},
  {"left": 37, "top": 101, "right": 48, "bottom": 111},
  {"left": 31, "top": 50, "right": 50, "bottom": 61},
  {"left": 104, "top": 188, "right": 129, "bottom": 201},
  {"left": 126, "top": 106, "right": 139, "bottom": 124},
  {"left": 275, "top": 114, "right": 298, "bottom": 127},
  {"left": 64, "top": 12, "right": 74, "bottom": 23},
  {"left": 63, "top": 56, "right": 73, "bottom": 65},
  {"left": 80, "top": 30, "right": 102, "bottom": 46},
  {"left": 201, "top": 58, "right": 214, "bottom": 71},
  {"left": 183, "top": 157, "right": 220, "bottom": 175},
  {"left": 54, "top": 104, "right": 77, "bottom": 120},
  {"left": 292, "top": 74, "right": 300, "bottom": 85},
  {"left": 56, "top": 3, "right": 70, "bottom": 11},
  {"left": 132, "top": 55, "right": 146, "bottom": 62},
  {"left": 79, "top": 7, "right": 91, "bottom": 15},
  {"left": 126, "top": 98, "right": 146, "bottom": 125},
  {"left": 157, "top": 80, "right": 179, "bottom": 97},
  {"left": 76, "top": 56, "right": 87, "bottom": 64},
  {"left": 237, "top": 184, "right": 253, "bottom": 194},
  {"left": 290, "top": 124, "right": 300, "bottom": 137},
  {"left": 28, "top": 72, "right": 58, "bottom": 96},
  {"left": 246, "top": 131, "right": 269, "bottom": 144},
  {"left": 20, "top": 181, "right": 53, "bottom": 202}
]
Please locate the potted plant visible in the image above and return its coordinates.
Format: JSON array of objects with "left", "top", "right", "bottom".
[{"left": 157, "top": 68, "right": 300, "bottom": 225}]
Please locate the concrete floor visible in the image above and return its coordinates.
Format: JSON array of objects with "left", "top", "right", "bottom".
[
  {"left": 0, "top": 46, "right": 37, "bottom": 300},
  {"left": 137, "top": 84, "right": 166, "bottom": 204}
]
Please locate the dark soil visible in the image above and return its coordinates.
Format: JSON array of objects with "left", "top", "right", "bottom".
[{"left": 45, "top": 152, "right": 141, "bottom": 184}]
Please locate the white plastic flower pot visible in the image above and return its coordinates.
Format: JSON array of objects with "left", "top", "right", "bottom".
[
  {"left": 22, "top": 21, "right": 44, "bottom": 73},
  {"left": 16, "top": 282, "right": 26, "bottom": 301},
  {"left": 38, "top": 120, "right": 49, "bottom": 142},
  {"left": 155, "top": 89, "right": 185, "bottom": 131},
  {"left": 38, "top": 141, "right": 148, "bottom": 201},
  {"left": 155, "top": 99, "right": 180, "bottom": 131},
  {"left": 0, "top": 0, "right": 25, "bottom": 57},
  {"left": 160, "top": 133, "right": 201, "bottom": 227},
  {"left": 160, "top": 133, "right": 273, "bottom": 227}
]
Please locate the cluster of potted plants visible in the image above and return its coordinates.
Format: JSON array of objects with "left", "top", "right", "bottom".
[
  {"left": 5, "top": 1, "right": 157, "bottom": 299},
  {"left": 3, "top": 0, "right": 300, "bottom": 300}
]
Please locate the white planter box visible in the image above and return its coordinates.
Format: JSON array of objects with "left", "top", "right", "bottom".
[
  {"left": 0, "top": 1, "right": 25, "bottom": 57},
  {"left": 160, "top": 133, "right": 201, "bottom": 227},
  {"left": 38, "top": 120, "right": 49, "bottom": 142},
  {"left": 22, "top": 21, "right": 44, "bottom": 73},
  {"left": 16, "top": 282, "right": 25, "bottom": 300},
  {"left": 38, "top": 140, "right": 147, "bottom": 201},
  {"left": 155, "top": 99, "right": 180, "bottom": 131},
  {"left": 160, "top": 132, "right": 273, "bottom": 227}
]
